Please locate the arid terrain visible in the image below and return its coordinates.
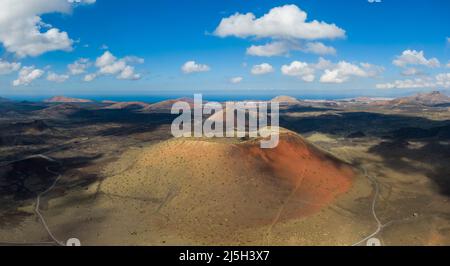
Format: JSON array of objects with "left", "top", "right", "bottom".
[{"left": 1, "top": 92, "right": 450, "bottom": 246}]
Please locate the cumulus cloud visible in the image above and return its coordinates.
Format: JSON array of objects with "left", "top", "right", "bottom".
[
  {"left": 279, "top": 58, "right": 382, "bottom": 84},
  {"left": 75, "top": 51, "right": 142, "bottom": 82},
  {"left": 313, "top": 57, "right": 334, "bottom": 70},
  {"left": 246, "top": 41, "right": 336, "bottom": 57},
  {"left": 214, "top": 5, "right": 345, "bottom": 40},
  {"left": 117, "top": 65, "right": 141, "bottom": 80},
  {"left": 246, "top": 42, "right": 289, "bottom": 57},
  {"left": 393, "top": 50, "right": 440, "bottom": 68},
  {"left": 0, "top": 0, "right": 95, "bottom": 58},
  {"left": 68, "top": 0, "right": 96, "bottom": 4},
  {"left": 98, "top": 60, "right": 126, "bottom": 75},
  {"left": 216, "top": 5, "right": 344, "bottom": 57},
  {"left": 320, "top": 61, "right": 383, "bottom": 83},
  {"left": 376, "top": 78, "right": 434, "bottom": 89},
  {"left": 83, "top": 73, "right": 97, "bottom": 82},
  {"left": 360, "top": 62, "right": 385, "bottom": 77},
  {"left": 376, "top": 73, "right": 450, "bottom": 89},
  {"left": 0, "top": 60, "right": 21, "bottom": 75},
  {"left": 436, "top": 73, "right": 450, "bottom": 88},
  {"left": 251, "top": 63, "right": 274, "bottom": 75},
  {"left": 181, "top": 61, "right": 210, "bottom": 74},
  {"left": 47, "top": 72, "right": 69, "bottom": 83},
  {"left": 303, "top": 42, "right": 336, "bottom": 55},
  {"left": 68, "top": 58, "right": 90, "bottom": 75},
  {"left": 13, "top": 66, "right": 44, "bottom": 86},
  {"left": 401, "top": 67, "right": 424, "bottom": 76},
  {"left": 230, "top": 76, "right": 243, "bottom": 84},
  {"left": 90, "top": 51, "right": 143, "bottom": 80},
  {"left": 123, "top": 56, "right": 145, "bottom": 64},
  {"left": 281, "top": 61, "right": 315, "bottom": 82},
  {"left": 96, "top": 51, "right": 117, "bottom": 69}
]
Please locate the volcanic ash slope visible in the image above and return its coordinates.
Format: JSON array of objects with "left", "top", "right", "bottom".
[{"left": 101, "top": 130, "right": 354, "bottom": 243}]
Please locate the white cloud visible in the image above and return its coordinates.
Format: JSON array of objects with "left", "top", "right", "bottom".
[
  {"left": 216, "top": 5, "right": 343, "bottom": 58},
  {"left": 446, "top": 61, "right": 450, "bottom": 68},
  {"left": 96, "top": 51, "right": 117, "bottom": 68},
  {"left": 376, "top": 78, "right": 434, "bottom": 89},
  {"left": 246, "top": 41, "right": 336, "bottom": 57},
  {"left": 360, "top": 62, "right": 385, "bottom": 77},
  {"left": 123, "top": 56, "right": 145, "bottom": 64},
  {"left": 230, "top": 76, "right": 243, "bottom": 84},
  {"left": 92, "top": 51, "right": 142, "bottom": 80},
  {"left": 214, "top": 5, "right": 345, "bottom": 40},
  {"left": 47, "top": 72, "right": 69, "bottom": 83},
  {"left": 0, "top": 0, "right": 95, "bottom": 58},
  {"left": 393, "top": 50, "right": 440, "bottom": 68},
  {"left": 251, "top": 63, "right": 274, "bottom": 75},
  {"left": 68, "top": 58, "right": 90, "bottom": 75},
  {"left": 98, "top": 60, "right": 127, "bottom": 75},
  {"left": 376, "top": 73, "right": 450, "bottom": 89},
  {"left": 278, "top": 58, "right": 382, "bottom": 84},
  {"left": 47, "top": 71, "right": 69, "bottom": 83},
  {"left": 320, "top": 61, "right": 382, "bottom": 83},
  {"left": 83, "top": 73, "right": 97, "bottom": 82},
  {"left": 0, "top": 60, "right": 21, "bottom": 75},
  {"left": 401, "top": 67, "right": 423, "bottom": 76},
  {"left": 436, "top": 73, "right": 450, "bottom": 88},
  {"left": 313, "top": 57, "right": 334, "bottom": 70},
  {"left": 246, "top": 42, "right": 289, "bottom": 57},
  {"left": 281, "top": 61, "right": 315, "bottom": 82},
  {"left": 13, "top": 66, "right": 44, "bottom": 86},
  {"left": 303, "top": 42, "right": 336, "bottom": 55},
  {"left": 117, "top": 66, "right": 141, "bottom": 80},
  {"left": 69, "top": 51, "right": 142, "bottom": 82},
  {"left": 181, "top": 61, "right": 210, "bottom": 74},
  {"left": 68, "top": 0, "right": 96, "bottom": 4}
]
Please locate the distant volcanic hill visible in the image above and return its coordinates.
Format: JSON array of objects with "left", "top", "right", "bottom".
[
  {"left": 205, "top": 105, "right": 262, "bottom": 129},
  {"left": 271, "top": 95, "right": 301, "bottom": 104},
  {"left": 103, "top": 101, "right": 150, "bottom": 110},
  {"left": 34, "top": 103, "right": 84, "bottom": 118},
  {"left": 144, "top": 97, "right": 195, "bottom": 112},
  {"left": 102, "top": 130, "right": 354, "bottom": 241},
  {"left": 101, "top": 100, "right": 118, "bottom": 104},
  {"left": 389, "top": 91, "right": 450, "bottom": 106},
  {"left": 44, "top": 96, "right": 93, "bottom": 103}
]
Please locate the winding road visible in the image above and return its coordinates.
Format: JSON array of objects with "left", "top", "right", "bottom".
[
  {"left": 34, "top": 166, "right": 65, "bottom": 246},
  {"left": 1, "top": 154, "right": 66, "bottom": 246},
  {"left": 352, "top": 166, "right": 383, "bottom": 246}
]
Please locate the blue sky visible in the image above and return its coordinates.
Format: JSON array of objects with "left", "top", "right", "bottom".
[{"left": 0, "top": 0, "right": 449, "bottom": 99}]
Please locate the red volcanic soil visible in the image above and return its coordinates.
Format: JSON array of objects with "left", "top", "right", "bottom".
[
  {"left": 114, "top": 131, "right": 354, "bottom": 228},
  {"left": 102, "top": 130, "right": 355, "bottom": 243},
  {"left": 238, "top": 132, "right": 354, "bottom": 220}
]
